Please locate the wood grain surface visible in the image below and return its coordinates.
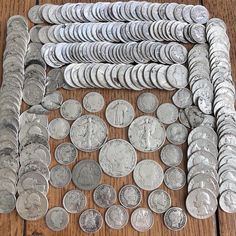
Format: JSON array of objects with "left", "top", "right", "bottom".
[{"left": 0, "top": 0, "right": 235, "bottom": 236}]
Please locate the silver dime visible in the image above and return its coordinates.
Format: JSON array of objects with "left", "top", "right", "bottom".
[
  {"left": 133, "top": 160, "right": 163, "bottom": 191},
  {"left": 72, "top": 160, "right": 102, "bottom": 190},
  {"left": 93, "top": 184, "right": 116, "bottom": 208},
  {"left": 46, "top": 207, "right": 69, "bottom": 231},
  {"left": 166, "top": 123, "right": 188, "bottom": 145},
  {"left": 105, "top": 99, "right": 134, "bottom": 128},
  {"left": 48, "top": 118, "right": 70, "bottom": 140},
  {"left": 164, "top": 167, "right": 186, "bottom": 190},
  {"left": 172, "top": 88, "right": 193, "bottom": 108},
  {"left": 219, "top": 190, "right": 236, "bottom": 213},
  {"left": 41, "top": 91, "right": 63, "bottom": 110},
  {"left": 161, "top": 144, "right": 183, "bottom": 167},
  {"left": 131, "top": 208, "right": 154, "bottom": 232},
  {"left": 148, "top": 189, "right": 171, "bottom": 214},
  {"left": 79, "top": 209, "right": 103, "bottom": 233},
  {"left": 105, "top": 205, "right": 129, "bottom": 229},
  {"left": 99, "top": 139, "right": 137, "bottom": 177},
  {"left": 164, "top": 207, "right": 187, "bottom": 231},
  {"left": 0, "top": 190, "right": 16, "bottom": 214},
  {"left": 60, "top": 99, "right": 82, "bottom": 120},
  {"left": 156, "top": 103, "right": 178, "bottom": 124},
  {"left": 186, "top": 188, "right": 217, "bottom": 219},
  {"left": 55, "top": 142, "right": 77, "bottom": 165},
  {"left": 16, "top": 190, "right": 48, "bottom": 221},
  {"left": 119, "top": 184, "right": 142, "bottom": 209},
  {"left": 137, "top": 92, "right": 159, "bottom": 113},
  {"left": 70, "top": 115, "right": 108, "bottom": 152},
  {"left": 128, "top": 115, "right": 166, "bottom": 152},
  {"left": 83, "top": 92, "right": 105, "bottom": 113},
  {"left": 49, "top": 165, "right": 71, "bottom": 188}
]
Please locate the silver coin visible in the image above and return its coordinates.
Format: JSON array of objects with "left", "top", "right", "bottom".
[
  {"left": 219, "top": 180, "right": 236, "bottom": 194},
  {"left": 0, "top": 168, "right": 17, "bottom": 184},
  {"left": 148, "top": 189, "right": 171, "bottom": 214},
  {"left": 105, "top": 205, "right": 129, "bottom": 229},
  {"left": 70, "top": 115, "right": 108, "bottom": 152},
  {"left": 72, "top": 159, "right": 102, "bottom": 190},
  {"left": 156, "top": 103, "right": 178, "bottom": 124},
  {"left": 133, "top": 159, "right": 163, "bottom": 191},
  {"left": 131, "top": 208, "right": 154, "bottom": 232},
  {"left": 164, "top": 207, "right": 187, "bottom": 231},
  {"left": 166, "top": 123, "right": 188, "bottom": 145},
  {"left": 46, "top": 207, "right": 69, "bottom": 231},
  {"left": 79, "top": 209, "right": 103, "bottom": 233},
  {"left": 128, "top": 115, "right": 166, "bottom": 152},
  {"left": 83, "top": 92, "right": 105, "bottom": 113},
  {"left": 50, "top": 165, "right": 71, "bottom": 188},
  {"left": 41, "top": 91, "right": 63, "bottom": 110},
  {"left": 0, "top": 178, "right": 16, "bottom": 195},
  {"left": 60, "top": 99, "right": 82, "bottom": 120},
  {"left": 105, "top": 99, "right": 134, "bottom": 128},
  {"left": 161, "top": 144, "right": 183, "bottom": 167},
  {"left": 48, "top": 118, "right": 70, "bottom": 140},
  {"left": 16, "top": 190, "right": 48, "bottom": 221},
  {"left": 119, "top": 184, "right": 142, "bottom": 209},
  {"left": 137, "top": 92, "right": 159, "bottom": 113},
  {"left": 93, "top": 184, "right": 116, "bottom": 208},
  {"left": 219, "top": 190, "right": 236, "bottom": 213},
  {"left": 0, "top": 190, "right": 16, "bottom": 213},
  {"left": 99, "top": 139, "right": 137, "bottom": 177},
  {"left": 164, "top": 167, "right": 186, "bottom": 190},
  {"left": 55, "top": 142, "right": 77, "bottom": 165},
  {"left": 186, "top": 188, "right": 217, "bottom": 219},
  {"left": 172, "top": 88, "right": 193, "bottom": 108}
]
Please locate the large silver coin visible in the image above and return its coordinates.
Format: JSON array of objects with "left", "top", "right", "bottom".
[
  {"left": 131, "top": 208, "right": 154, "bottom": 232},
  {"left": 83, "top": 92, "right": 105, "bottom": 113},
  {"left": 164, "top": 167, "right": 186, "bottom": 190},
  {"left": 133, "top": 160, "right": 163, "bottom": 191},
  {"left": 0, "top": 190, "right": 16, "bottom": 213},
  {"left": 72, "top": 160, "right": 102, "bottom": 190},
  {"left": 50, "top": 165, "right": 71, "bottom": 188},
  {"left": 70, "top": 115, "right": 108, "bottom": 152},
  {"left": 156, "top": 103, "right": 178, "bottom": 124},
  {"left": 48, "top": 118, "right": 70, "bottom": 140},
  {"left": 161, "top": 144, "right": 183, "bottom": 167},
  {"left": 128, "top": 115, "right": 166, "bottom": 152},
  {"left": 99, "top": 139, "right": 137, "bottom": 177},
  {"left": 219, "top": 190, "right": 236, "bottom": 213},
  {"left": 60, "top": 99, "right": 82, "bottom": 121},
  {"left": 137, "top": 92, "right": 159, "bottom": 113}
]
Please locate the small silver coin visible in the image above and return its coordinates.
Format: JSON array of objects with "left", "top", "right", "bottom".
[
  {"left": 49, "top": 165, "right": 71, "bottom": 188},
  {"left": 172, "top": 88, "right": 193, "bottom": 108},
  {"left": 48, "top": 118, "right": 70, "bottom": 140},
  {"left": 166, "top": 123, "right": 188, "bottom": 145},
  {"left": 219, "top": 190, "right": 236, "bottom": 213},
  {"left": 164, "top": 167, "right": 186, "bottom": 190},
  {"left": 0, "top": 190, "right": 16, "bottom": 213},
  {"left": 161, "top": 144, "right": 183, "bottom": 167},
  {"left": 60, "top": 99, "right": 82, "bottom": 120},
  {"left": 156, "top": 103, "right": 178, "bottom": 124},
  {"left": 41, "top": 91, "right": 63, "bottom": 110},
  {"left": 83, "top": 92, "right": 105, "bottom": 113},
  {"left": 137, "top": 92, "right": 159, "bottom": 113}
]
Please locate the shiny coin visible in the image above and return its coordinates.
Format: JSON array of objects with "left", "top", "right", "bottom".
[
  {"left": 164, "top": 167, "right": 186, "bottom": 190},
  {"left": 137, "top": 92, "right": 159, "bottom": 113},
  {"left": 219, "top": 190, "right": 236, "bottom": 213},
  {"left": 83, "top": 92, "right": 105, "bottom": 113},
  {"left": 166, "top": 123, "right": 188, "bottom": 145},
  {"left": 49, "top": 165, "right": 71, "bottom": 188},
  {"left": 48, "top": 118, "right": 70, "bottom": 140},
  {"left": 60, "top": 99, "right": 82, "bottom": 120},
  {"left": 55, "top": 142, "right": 77, "bottom": 165},
  {"left": 0, "top": 190, "right": 16, "bottom": 213},
  {"left": 161, "top": 144, "right": 183, "bottom": 167},
  {"left": 156, "top": 103, "right": 178, "bottom": 124}
]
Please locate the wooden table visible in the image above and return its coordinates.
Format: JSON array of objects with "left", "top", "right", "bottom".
[{"left": 0, "top": 0, "right": 235, "bottom": 235}]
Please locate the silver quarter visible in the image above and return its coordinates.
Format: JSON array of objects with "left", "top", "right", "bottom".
[
  {"left": 60, "top": 99, "right": 82, "bottom": 120},
  {"left": 0, "top": 190, "right": 16, "bottom": 213},
  {"left": 137, "top": 92, "right": 159, "bottom": 113},
  {"left": 156, "top": 103, "right": 178, "bottom": 124},
  {"left": 166, "top": 123, "right": 188, "bottom": 145},
  {"left": 83, "top": 92, "right": 105, "bottom": 113},
  {"left": 219, "top": 190, "right": 236, "bottom": 213},
  {"left": 49, "top": 165, "right": 71, "bottom": 188},
  {"left": 161, "top": 144, "right": 183, "bottom": 167},
  {"left": 48, "top": 118, "right": 70, "bottom": 140}
]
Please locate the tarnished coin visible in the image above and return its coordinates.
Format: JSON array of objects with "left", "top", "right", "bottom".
[
  {"left": 166, "top": 123, "right": 188, "bottom": 145},
  {"left": 133, "top": 160, "right": 163, "bottom": 191},
  {"left": 60, "top": 99, "right": 82, "bottom": 120},
  {"left": 48, "top": 118, "right": 70, "bottom": 140},
  {"left": 128, "top": 115, "right": 166, "bottom": 152},
  {"left": 172, "top": 88, "right": 193, "bottom": 108},
  {"left": 0, "top": 190, "right": 16, "bottom": 213},
  {"left": 63, "top": 190, "right": 87, "bottom": 214},
  {"left": 28, "top": 5, "right": 44, "bottom": 24},
  {"left": 156, "top": 103, "right": 178, "bottom": 124},
  {"left": 0, "top": 168, "right": 17, "bottom": 184},
  {"left": 99, "top": 139, "right": 137, "bottom": 177},
  {"left": 137, "top": 92, "right": 159, "bottom": 113},
  {"left": 164, "top": 167, "right": 186, "bottom": 190},
  {"left": 164, "top": 207, "right": 187, "bottom": 231},
  {"left": 41, "top": 91, "right": 63, "bottom": 110},
  {"left": 105, "top": 205, "right": 129, "bottom": 229},
  {"left": 131, "top": 208, "right": 154, "bottom": 232},
  {"left": 148, "top": 189, "right": 171, "bottom": 214},
  {"left": 0, "top": 178, "right": 16, "bottom": 195},
  {"left": 161, "top": 144, "right": 183, "bottom": 167},
  {"left": 72, "top": 160, "right": 102, "bottom": 190},
  {"left": 50, "top": 165, "right": 71, "bottom": 188},
  {"left": 79, "top": 209, "right": 103, "bottom": 233},
  {"left": 219, "top": 190, "right": 236, "bottom": 213},
  {"left": 70, "top": 115, "right": 108, "bottom": 152},
  {"left": 186, "top": 188, "right": 217, "bottom": 219},
  {"left": 46, "top": 207, "right": 69, "bottom": 231},
  {"left": 55, "top": 142, "right": 77, "bottom": 165},
  {"left": 16, "top": 190, "right": 48, "bottom": 221},
  {"left": 83, "top": 92, "right": 105, "bottom": 113},
  {"left": 119, "top": 184, "right": 142, "bottom": 209}
]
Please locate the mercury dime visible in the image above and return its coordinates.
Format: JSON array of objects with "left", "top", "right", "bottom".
[
  {"left": 0, "top": 190, "right": 16, "bottom": 213},
  {"left": 70, "top": 115, "right": 108, "bottom": 152},
  {"left": 55, "top": 142, "right": 77, "bottom": 165},
  {"left": 166, "top": 123, "right": 188, "bottom": 145},
  {"left": 46, "top": 207, "right": 69, "bottom": 231},
  {"left": 93, "top": 184, "right": 116, "bottom": 208},
  {"left": 156, "top": 103, "right": 178, "bottom": 124},
  {"left": 105, "top": 205, "right": 129, "bottom": 229},
  {"left": 164, "top": 207, "right": 187, "bottom": 231},
  {"left": 105, "top": 99, "right": 134, "bottom": 128},
  {"left": 137, "top": 92, "right": 159, "bottom": 113},
  {"left": 83, "top": 92, "right": 105, "bottom": 113},
  {"left": 164, "top": 167, "right": 186, "bottom": 190},
  {"left": 99, "top": 139, "right": 137, "bottom": 177},
  {"left": 219, "top": 190, "right": 236, "bottom": 213},
  {"left": 131, "top": 208, "right": 154, "bottom": 232},
  {"left": 172, "top": 88, "right": 193, "bottom": 108},
  {"left": 48, "top": 118, "right": 70, "bottom": 140},
  {"left": 60, "top": 99, "right": 82, "bottom": 120},
  {"left": 128, "top": 115, "right": 166, "bottom": 152},
  {"left": 133, "top": 160, "right": 163, "bottom": 191},
  {"left": 161, "top": 144, "right": 183, "bottom": 167},
  {"left": 186, "top": 188, "right": 217, "bottom": 219},
  {"left": 50, "top": 165, "right": 71, "bottom": 188},
  {"left": 119, "top": 184, "right": 142, "bottom": 209},
  {"left": 72, "top": 160, "right": 102, "bottom": 190},
  {"left": 79, "top": 209, "right": 103, "bottom": 233},
  {"left": 148, "top": 189, "right": 171, "bottom": 214},
  {"left": 16, "top": 190, "right": 48, "bottom": 221}
]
